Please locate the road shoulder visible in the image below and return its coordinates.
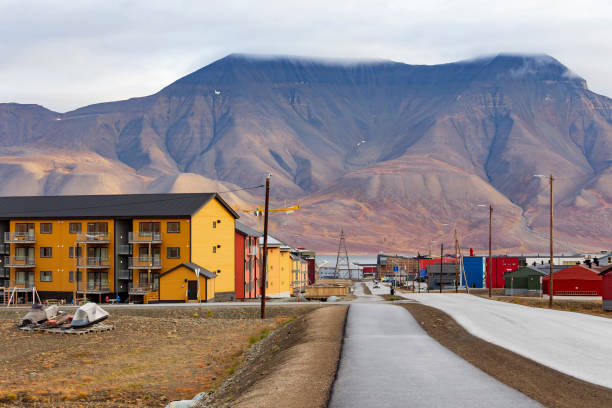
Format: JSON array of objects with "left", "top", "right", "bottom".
[{"left": 199, "top": 305, "right": 348, "bottom": 408}]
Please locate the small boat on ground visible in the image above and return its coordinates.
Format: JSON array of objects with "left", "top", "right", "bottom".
[
  {"left": 70, "top": 303, "right": 109, "bottom": 328},
  {"left": 19, "top": 304, "right": 48, "bottom": 327}
]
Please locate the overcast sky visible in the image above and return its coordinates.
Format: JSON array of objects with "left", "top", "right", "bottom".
[{"left": 1, "top": 0, "right": 611, "bottom": 112}]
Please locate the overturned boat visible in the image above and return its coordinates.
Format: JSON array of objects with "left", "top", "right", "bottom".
[
  {"left": 70, "top": 303, "right": 109, "bottom": 328},
  {"left": 19, "top": 304, "right": 48, "bottom": 327}
]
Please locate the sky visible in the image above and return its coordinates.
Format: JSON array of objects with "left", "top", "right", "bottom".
[{"left": 1, "top": 0, "right": 611, "bottom": 112}]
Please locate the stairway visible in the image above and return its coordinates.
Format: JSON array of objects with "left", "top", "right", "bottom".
[{"left": 143, "top": 290, "right": 159, "bottom": 304}]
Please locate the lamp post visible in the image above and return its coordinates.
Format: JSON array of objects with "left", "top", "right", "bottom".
[
  {"left": 477, "top": 204, "right": 493, "bottom": 298},
  {"left": 535, "top": 174, "right": 554, "bottom": 307}
]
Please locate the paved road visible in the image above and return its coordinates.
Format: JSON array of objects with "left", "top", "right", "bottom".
[
  {"left": 399, "top": 293, "right": 612, "bottom": 389},
  {"left": 328, "top": 303, "right": 541, "bottom": 408}
]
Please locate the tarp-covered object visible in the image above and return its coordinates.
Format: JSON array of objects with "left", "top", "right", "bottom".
[
  {"left": 71, "top": 303, "right": 109, "bottom": 328},
  {"left": 19, "top": 304, "right": 47, "bottom": 326},
  {"left": 44, "top": 305, "right": 59, "bottom": 320}
]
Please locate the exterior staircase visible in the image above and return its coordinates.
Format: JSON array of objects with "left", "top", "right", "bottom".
[{"left": 143, "top": 290, "right": 159, "bottom": 304}]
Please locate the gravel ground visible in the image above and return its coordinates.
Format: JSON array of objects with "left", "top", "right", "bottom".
[{"left": 0, "top": 305, "right": 320, "bottom": 407}]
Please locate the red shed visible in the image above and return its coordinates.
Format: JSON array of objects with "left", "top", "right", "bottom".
[
  {"left": 543, "top": 265, "right": 602, "bottom": 296},
  {"left": 485, "top": 257, "right": 519, "bottom": 289},
  {"left": 598, "top": 266, "right": 612, "bottom": 310}
]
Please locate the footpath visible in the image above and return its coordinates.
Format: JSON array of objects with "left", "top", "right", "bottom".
[{"left": 328, "top": 302, "right": 542, "bottom": 408}]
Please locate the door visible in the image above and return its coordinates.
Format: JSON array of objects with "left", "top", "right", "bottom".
[{"left": 187, "top": 280, "right": 197, "bottom": 300}]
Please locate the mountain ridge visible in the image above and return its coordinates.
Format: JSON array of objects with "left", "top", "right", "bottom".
[{"left": 0, "top": 53, "right": 610, "bottom": 253}]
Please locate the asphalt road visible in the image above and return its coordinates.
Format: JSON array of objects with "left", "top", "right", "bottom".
[
  {"left": 328, "top": 303, "right": 542, "bottom": 408},
  {"left": 400, "top": 293, "right": 612, "bottom": 388}
]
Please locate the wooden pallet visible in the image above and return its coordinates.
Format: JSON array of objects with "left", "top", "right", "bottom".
[{"left": 19, "top": 324, "right": 115, "bottom": 335}]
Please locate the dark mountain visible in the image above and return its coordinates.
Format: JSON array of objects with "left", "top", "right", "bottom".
[{"left": 1, "top": 53, "right": 611, "bottom": 253}]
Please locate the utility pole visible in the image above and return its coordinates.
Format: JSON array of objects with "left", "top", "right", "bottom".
[
  {"left": 549, "top": 174, "right": 554, "bottom": 308},
  {"left": 488, "top": 204, "right": 493, "bottom": 298},
  {"left": 454, "top": 229, "right": 458, "bottom": 293},
  {"left": 260, "top": 174, "right": 271, "bottom": 319},
  {"left": 439, "top": 243, "right": 443, "bottom": 293}
]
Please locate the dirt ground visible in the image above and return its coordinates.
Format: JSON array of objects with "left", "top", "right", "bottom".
[
  {"left": 401, "top": 302, "right": 612, "bottom": 408},
  {"left": 200, "top": 305, "right": 348, "bottom": 408},
  {"left": 361, "top": 283, "right": 372, "bottom": 295},
  {"left": 0, "top": 305, "right": 321, "bottom": 407}
]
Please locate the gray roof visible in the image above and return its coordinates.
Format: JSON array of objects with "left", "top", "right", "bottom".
[
  {"left": 235, "top": 221, "right": 262, "bottom": 237},
  {"left": 0, "top": 193, "right": 239, "bottom": 219},
  {"left": 162, "top": 262, "right": 216, "bottom": 279}
]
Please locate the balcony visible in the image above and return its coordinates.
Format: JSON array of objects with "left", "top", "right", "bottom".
[
  {"left": 128, "top": 283, "right": 153, "bottom": 295},
  {"left": 117, "top": 269, "right": 132, "bottom": 280},
  {"left": 4, "top": 256, "right": 36, "bottom": 268},
  {"left": 129, "top": 231, "right": 162, "bottom": 244},
  {"left": 76, "top": 257, "right": 110, "bottom": 269},
  {"left": 4, "top": 232, "right": 35, "bottom": 244},
  {"left": 128, "top": 257, "right": 162, "bottom": 269},
  {"left": 77, "top": 281, "right": 110, "bottom": 293},
  {"left": 77, "top": 232, "right": 110, "bottom": 244},
  {"left": 7, "top": 280, "right": 35, "bottom": 289}
]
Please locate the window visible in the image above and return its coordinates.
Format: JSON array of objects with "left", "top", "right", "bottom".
[
  {"left": 40, "top": 271, "right": 52, "bottom": 282},
  {"left": 69, "top": 271, "right": 74, "bottom": 282},
  {"left": 167, "top": 247, "right": 180, "bottom": 259},
  {"left": 40, "top": 247, "right": 52, "bottom": 258},
  {"left": 139, "top": 246, "right": 149, "bottom": 261},
  {"left": 212, "top": 221, "right": 217, "bottom": 228},
  {"left": 212, "top": 246, "right": 216, "bottom": 254},
  {"left": 69, "top": 247, "right": 82, "bottom": 258},
  {"left": 40, "top": 223, "right": 52, "bottom": 234},
  {"left": 139, "top": 222, "right": 160, "bottom": 235},
  {"left": 167, "top": 222, "right": 180, "bottom": 233},
  {"left": 87, "top": 222, "right": 108, "bottom": 234},
  {"left": 69, "top": 223, "right": 81, "bottom": 234},
  {"left": 139, "top": 272, "right": 149, "bottom": 284}
]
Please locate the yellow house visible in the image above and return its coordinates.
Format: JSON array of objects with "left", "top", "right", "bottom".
[
  {"left": 0, "top": 193, "right": 237, "bottom": 303},
  {"left": 260, "top": 235, "right": 292, "bottom": 298}
]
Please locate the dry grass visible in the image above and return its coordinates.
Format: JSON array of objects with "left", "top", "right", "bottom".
[{"left": 0, "top": 306, "right": 316, "bottom": 407}]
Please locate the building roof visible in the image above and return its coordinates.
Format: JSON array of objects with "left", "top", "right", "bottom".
[
  {"left": 543, "top": 265, "right": 602, "bottom": 281},
  {"left": 161, "top": 262, "right": 216, "bottom": 279},
  {"left": 503, "top": 266, "right": 545, "bottom": 278},
  {"left": 0, "top": 193, "right": 239, "bottom": 219},
  {"left": 235, "top": 221, "right": 262, "bottom": 237}
]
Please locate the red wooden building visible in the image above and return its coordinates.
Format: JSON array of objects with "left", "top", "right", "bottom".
[
  {"left": 485, "top": 257, "right": 519, "bottom": 289},
  {"left": 235, "top": 221, "right": 262, "bottom": 299},
  {"left": 599, "top": 266, "right": 612, "bottom": 310},
  {"left": 543, "top": 265, "right": 602, "bottom": 296}
]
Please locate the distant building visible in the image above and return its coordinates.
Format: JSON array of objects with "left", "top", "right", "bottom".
[{"left": 235, "top": 221, "right": 262, "bottom": 300}]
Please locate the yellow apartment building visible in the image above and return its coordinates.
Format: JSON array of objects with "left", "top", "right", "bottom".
[
  {"left": 0, "top": 193, "right": 238, "bottom": 303},
  {"left": 260, "top": 235, "right": 292, "bottom": 298}
]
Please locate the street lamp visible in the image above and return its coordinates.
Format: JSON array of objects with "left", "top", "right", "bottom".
[
  {"left": 535, "top": 174, "right": 554, "bottom": 307},
  {"left": 477, "top": 204, "right": 493, "bottom": 298}
]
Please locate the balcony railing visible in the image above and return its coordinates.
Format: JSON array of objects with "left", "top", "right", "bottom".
[
  {"left": 128, "top": 257, "right": 162, "bottom": 269},
  {"left": 77, "top": 232, "right": 110, "bottom": 243},
  {"left": 77, "top": 281, "right": 110, "bottom": 293},
  {"left": 128, "top": 231, "right": 162, "bottom": 243},
  {"left": 76, "top": 257, "right": 110, "bottom": 268},
  {"left": 117, "top": 269, "right": 131, "bottom": 280},
  {"left": 128, "top": 283, "right": 153, "bottom": 294},
  {"left": 4, "top": 232, "right": 35, "bottom": 243},
  {"left": 4, "top": 256, "right": 36, "bottom": 268},
  {"left": 7, "top": 280, "right": 35, "bottom": 289}
]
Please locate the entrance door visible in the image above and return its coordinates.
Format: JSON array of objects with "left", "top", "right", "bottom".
[{"left": 187, "top": 280, "right": 197, "bottom": 300}]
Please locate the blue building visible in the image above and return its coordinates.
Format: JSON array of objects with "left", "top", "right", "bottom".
[{"left": 462, "top": 256, "right": 486, "bottom": 288}]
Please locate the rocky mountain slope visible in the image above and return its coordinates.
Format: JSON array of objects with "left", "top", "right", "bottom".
[{"left": 1, "top": 53, "right": 611, "bottom": 253}]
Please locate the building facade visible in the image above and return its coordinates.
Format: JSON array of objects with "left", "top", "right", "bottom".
[
  {"left": 0, "top": 193, "right": 237, "bottom": 303},
  {"left": 235, "top": 221, "right": 262, "bottom": 299}
]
